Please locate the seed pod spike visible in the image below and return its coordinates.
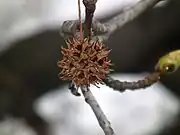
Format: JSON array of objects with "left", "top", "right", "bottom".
[{"left": 58, "top": 37, "right": 112, "bottom": 87}]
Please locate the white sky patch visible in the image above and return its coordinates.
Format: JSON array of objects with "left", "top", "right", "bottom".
[{"left": 35, "top": 73, "right": 180, "bottom": 135}]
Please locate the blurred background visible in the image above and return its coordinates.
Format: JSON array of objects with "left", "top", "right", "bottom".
[{"left": 0, "top": 0, "right": 180, "bottom": 135}]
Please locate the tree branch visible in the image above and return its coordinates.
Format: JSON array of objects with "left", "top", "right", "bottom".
[
  {"left": 60, "top": 0, "right": 162, "bottom": 42},
  {"left": 78, "top": 0, "right": 83, "bottom": 40},
  {"left": 103, "top": 72, "right": 160, "bottom": 92},
  {"left": 81, "top": 85, "right": 116, "bottom": 135},
  {"left": 83, "top": 0, "right": 98, "bottom": 38}
]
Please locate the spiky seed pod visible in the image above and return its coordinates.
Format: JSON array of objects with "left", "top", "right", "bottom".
[{"left": 57, "top": 37, "right": 112, "bottom": 87}]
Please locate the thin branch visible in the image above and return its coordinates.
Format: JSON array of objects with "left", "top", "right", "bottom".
[
  {"left": 80, "top": 85, "right": 116, "bottom": 135},
  {"left": 103, "top": 72, "right": 160, "bottom": 92},
  {"left": 83, "top": 0, "right": 98, "bottom": 38},
  {"left": 104, "top": 0, "right": 161, "bottom": 36},
  {"left": 78, "top": 0, "right": 83, "bottom": 40}
]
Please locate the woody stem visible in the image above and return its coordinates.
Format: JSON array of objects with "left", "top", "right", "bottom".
[{"left": 83, "top": 0, "right": 97, "bottom": 38}]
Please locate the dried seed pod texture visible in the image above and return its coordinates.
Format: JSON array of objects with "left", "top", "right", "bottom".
[{"left": 58, "top": 38, "right": 112, "bottom": 87}]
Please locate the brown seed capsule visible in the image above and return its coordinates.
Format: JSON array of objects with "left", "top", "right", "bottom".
[{"left": 57, "top": 37, "right": 112, "bottom": 87}]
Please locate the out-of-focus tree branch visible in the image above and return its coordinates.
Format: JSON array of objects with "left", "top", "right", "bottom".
[
  {"left": 60, "top": 0, "right": 163, "bottom": 42},
  {"left": 103, "top": 0, "right": 161, "bottom": 37}
]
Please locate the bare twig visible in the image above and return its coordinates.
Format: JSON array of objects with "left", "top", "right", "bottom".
[
  {"left": 83, "top": 0, "right": 98, "bottom": 38},
  {"left": 78, "top": 0, "right": 83, "bottom": 40},
  {"left": 104, "top": 72, "right": 160, "bottom": 92},
  {"left": 81, "top": 85, "right": 116, "bottom": 135}
]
